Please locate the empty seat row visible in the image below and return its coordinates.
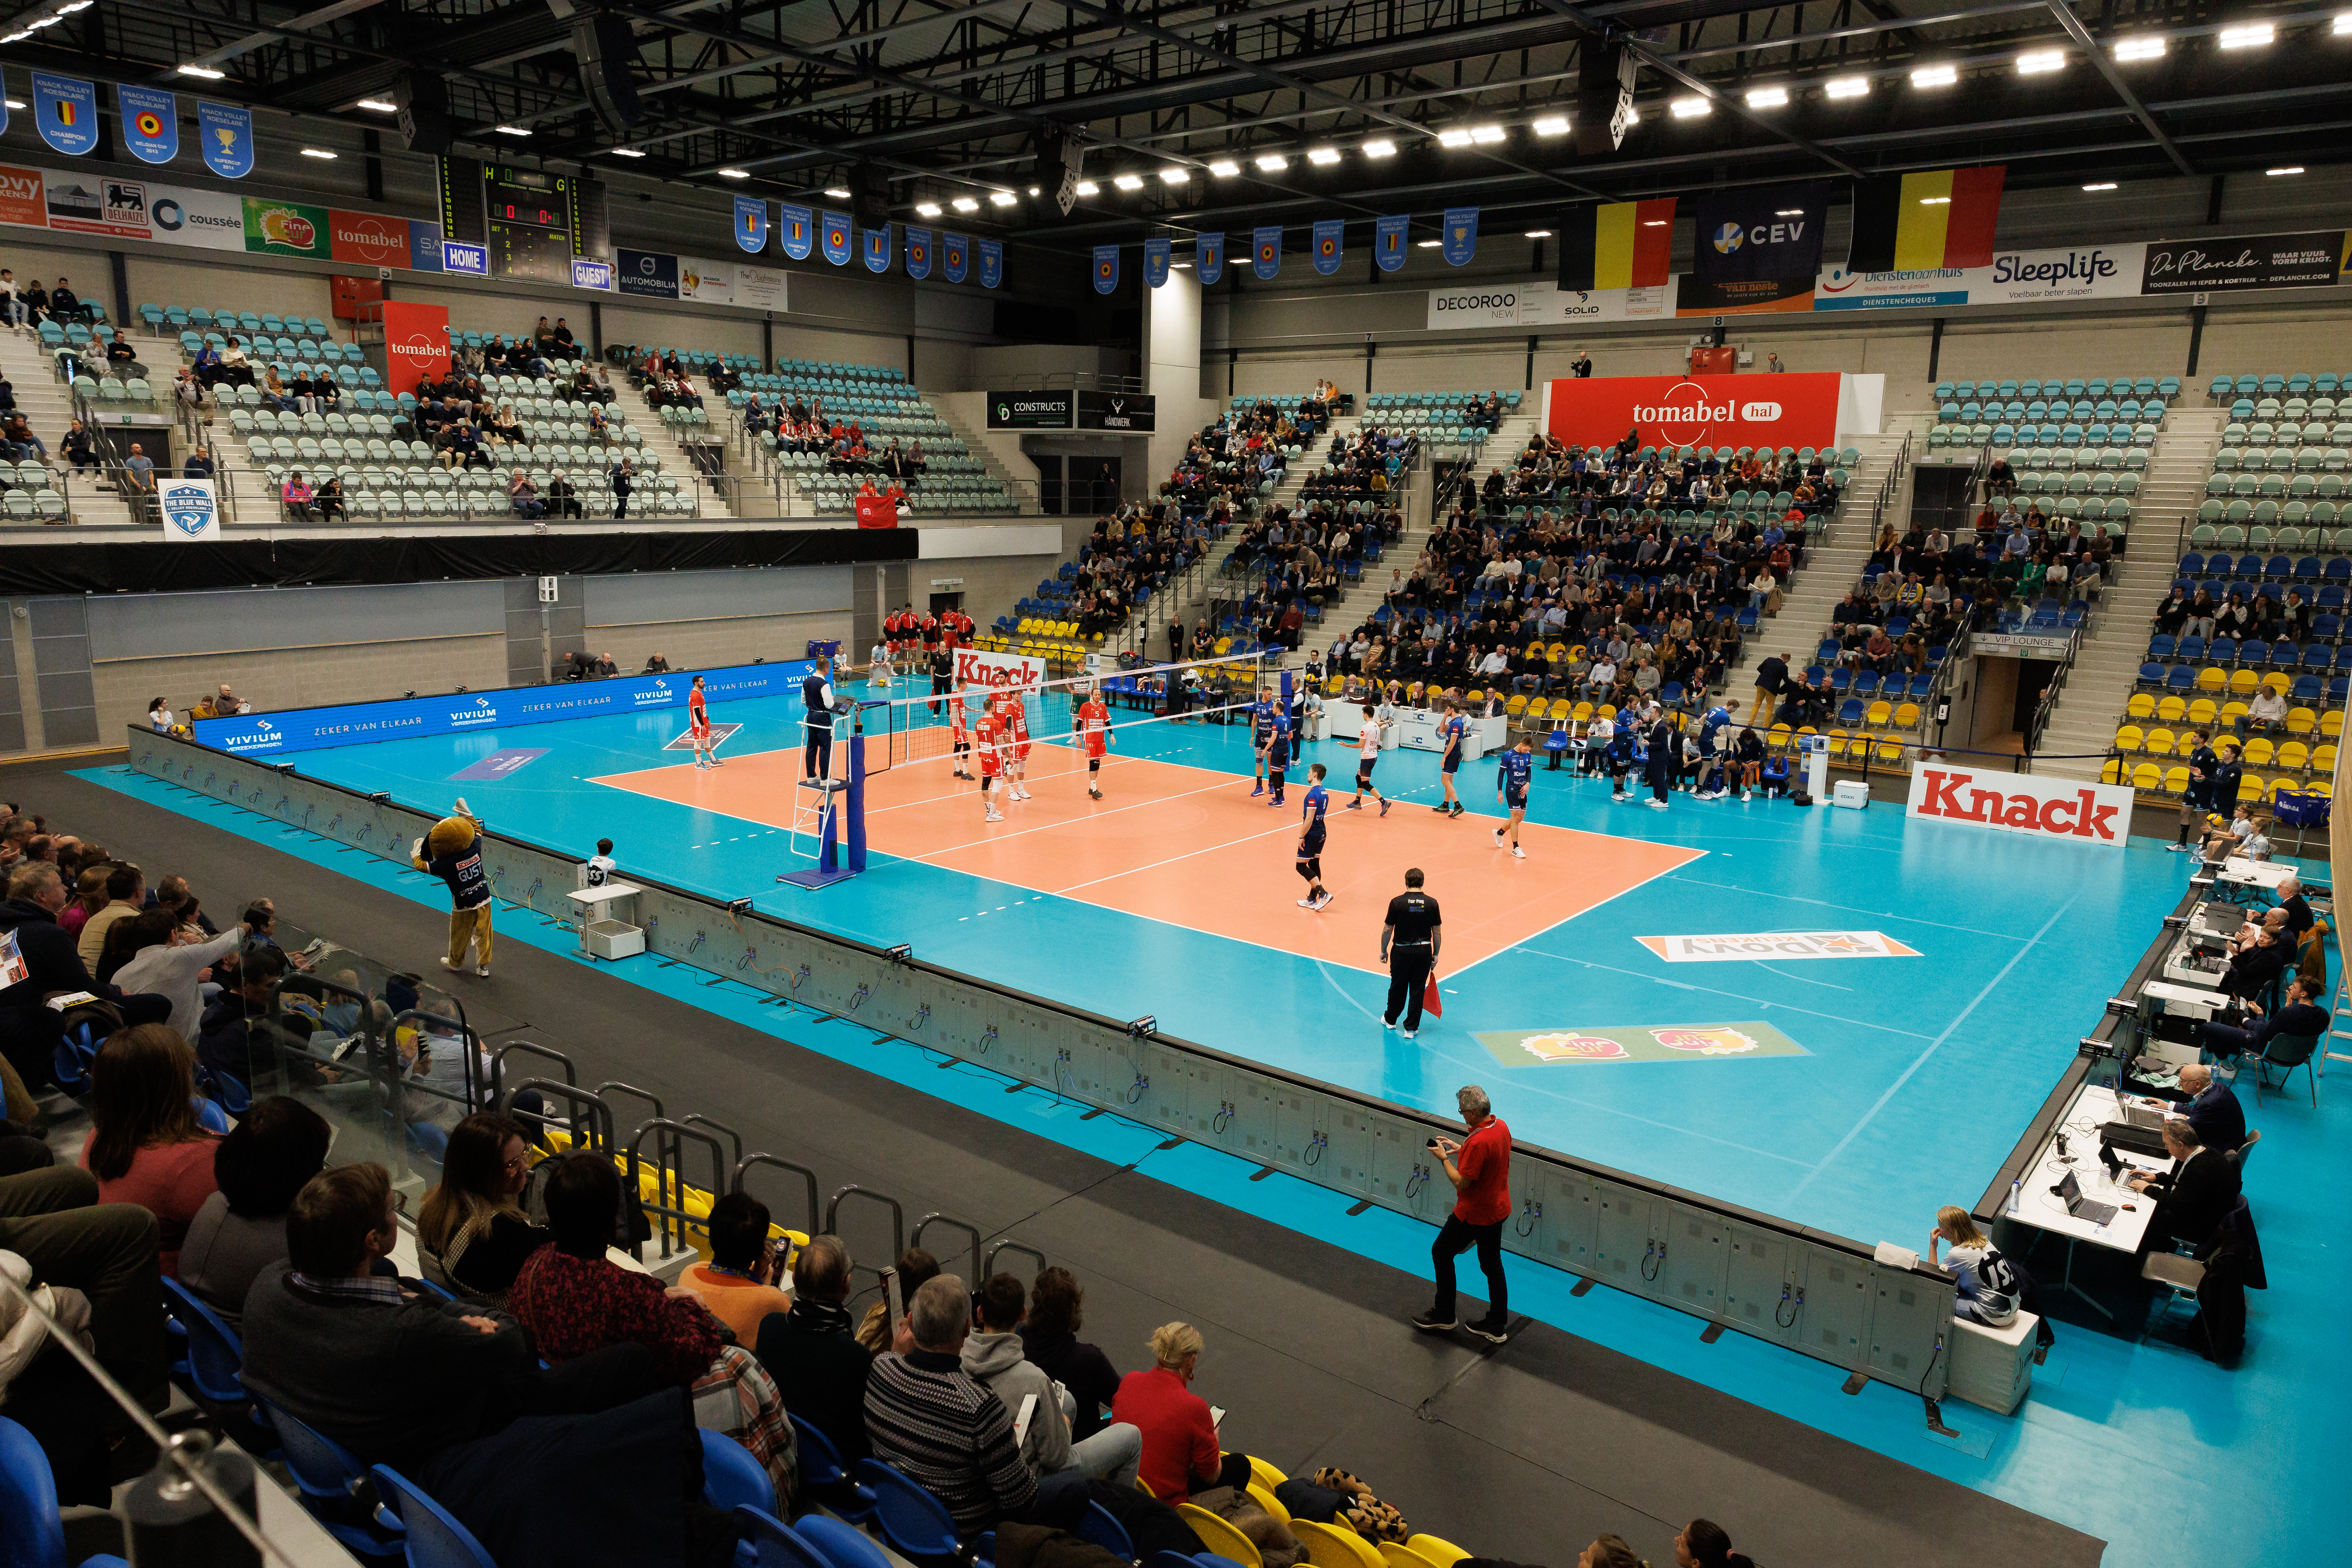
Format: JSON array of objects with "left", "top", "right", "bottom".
[{"left": 1942, "top": 376, "right": 2178, "bottom": 400}]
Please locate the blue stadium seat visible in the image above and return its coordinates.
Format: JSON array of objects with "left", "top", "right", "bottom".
[{"left": 370, "top": 1468, "right": 497, "bottom": 1568}]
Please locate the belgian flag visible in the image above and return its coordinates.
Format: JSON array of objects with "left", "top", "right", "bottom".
[
  {"left": 1557, "top": 198, "right": 1677, "bottom": 292},
  {"left": 1846, "top": 166, "right": 2007, "bottom": 273}
]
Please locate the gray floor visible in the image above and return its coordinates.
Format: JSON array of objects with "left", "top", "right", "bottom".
[{"left": 18, "top": 759, "right": 2105, "bottom": 1568}]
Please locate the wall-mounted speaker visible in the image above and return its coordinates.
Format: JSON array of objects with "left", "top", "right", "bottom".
[
  {"left": 573, "top": 11, "right": 642, "bottom": 135},
  {"left": 849, "top": 166, "right": 891, "bottom": 230},
  {"left": 1573, "top": 42, "right": 1637, "bottom": 157},
  {"left": 393, "top": 70, "right": 452, "bottom": 157}
]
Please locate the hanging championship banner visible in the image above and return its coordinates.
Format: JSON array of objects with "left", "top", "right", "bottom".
[
  {"left": 1682, "top": 181, "right": 1829, "bottom": 315},
  {"left": 1197, "top": 232, "right": 1223, "bottom": 285},
  {"left": 1143, "top": 237, "right": 1170, "bottom": 288},
  {"left": 943, "top": 232, "right": 969, "bottom": 283},
  {"left": 819, "top": 210, "right": 851, "bottom": 265},
  {"left": 778, "top": 203, "right": 812, "bottom": 260},
  {"left": 977, "top": 238, "right": 1002, "bottom": 289},
  {"left": 1375, "top": 214, "right": 1408, "bottom": 272},
  {"left": 733, "top": 195, "right": 767, "bottom": 253},
  {"left": 1441, "top": 206, "right": 1479, "bottom": 266},
  {"left": 864, "top": 222, "right": 892, "bottom": 273},
  {"left": 1312, "top": 218, "right": 1344, "bottom": 276},
  {"left": 198, "top": 101, "right": 252, "bottom": 178},
  {"left": 1092, "top": 244, "right": 1119, "bottom": 294},
  {"left": 0, "top": 71, "right": 9, "bottom": 137},
  {"left": 32, "top": 73, "right": 97, "bottom": 157},
  {"left": 117, "top": 85, "right": 177, "bottom": 165},
  {"left": 905, "top": 226, "right": 931, "bottom": 279},
  {"left": 1252, "top": 225, "right": 1281, "bottom": 280}
]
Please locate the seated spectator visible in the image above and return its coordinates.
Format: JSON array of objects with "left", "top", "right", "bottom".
[
  {"left": 1019, "top": 1265, "right": 1123, "bottom": 1443},
  {"left": 546, "top": 470, "right": 583, "bottom": 519},
  {"left": 866, "top": 1273, "right": 1089, "bottom": 1534},
  {"left": 282, "top": 471, "right": 316, "bottom": 522},
  {"left": 755, "top": 1232, "right": 871, "bottom": 1463},
  {"left": 508, "top": 1152, "right": 795, "bottom": 1510},
  {"left": 57, "top": 864, "right": 109, "bottom": 942},
  {"left": 104, "top": 330, "right": 137, "bottom": 370},
  {"left": 1926, "top": 1205, "right": 2021, "bottom": 1327},
  {"left": 196, "top": 943, "right": 311, "bottom": 1093},
  {"left": 81, "top": 1024, "right": 222, "bottom": 1276},
  {"left": 106, "top": 908, "right": 242, "bottom": 1044},
  {"left": 857, "top": 1245, "right": 938, "bottom": 1352},
  {"left": 675, "top": 1190, "right": 793, "bottom": 1344},
  {"left": 964, "top": 1273, "right": 1141, "bottom": 1486},
  {"left": 416, "top": 1111, "right": 551, "bottom": 1306},
  {"left": 61, "top": 419, "right": 94, "bottom": 470},
  {"left": 1112, "top": 1321, "right": 1251, "bottom": 1504},
  {"left": 509, "top": 469, "right": 544, "bottom": 518},
  {"left": 239, "top": 1161, "right": 738, "bottom": 1567},
  {"left": 2198, "top": 973, "right": 2327, "bottom": 1093},
  {"left": 177, "top": 1095, "right": 331, "bottom": 1327},
  {"left": 181, "top": 443, "right": 213, "bottom": 479},
  {"left": 2123, "top": 1118, "right": 2241, "bottom": 1252},
  {"left": 1, "top": 863, "right": 171, "bottom": 1093}
]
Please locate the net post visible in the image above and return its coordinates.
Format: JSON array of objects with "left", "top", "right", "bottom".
[{"left": 847, "top": 720, "right": 868, "bottom": 872}]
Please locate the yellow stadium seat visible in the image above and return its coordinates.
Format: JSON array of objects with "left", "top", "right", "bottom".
[
  {"left": 1243, "top": 1455, "right": 1287, "bottom": 1494},
  {"left": 1572, "top": 702, "right": 1594, "bottom": 723},
  {"left": 2229, "top": 669, "right": 2261, "bottom": 696},
  {"left": 1465, "top": 688, "right": 1485, "bottom": 705},
  {"left": 1326, "top": 677, "right": 1344, "bottom": 695},
  {"left": 1294, "top": 1519, "right": 1387, "bottom": 1568},
  {"left": 1247, "top": 1483, "right": 1290, "bottom": 1523},
  {"left": 2176, "top": 697, "right": 2205, "bottom": 724},
  {"left": 2196, "top": 666, "right": 2227, "bottom": 691},
  {"left": 1894, "top": 702, "right": 1922, "bottom": 729},
  {"left": 1826, "top": 728, "right": 1852, "bottom": 758},
  {"left": 1381, "top": 1546, "right": 1446, "bottom": 1568},
  {"left": 2101, "top": 759, "right": 2123, "bottom": 784},
  {"left": 2125, "top": 693, "right": 2156, "bottom": 719},
  {"left": 1177, "top": 1505, "right": 1264, "bottom": 1568},
  {"left": 1548, "top": 642, "right": 1569, "bottom": 662},
  {"left": 2322, "top": 710, "right": 2344, "bottom": 738},
  {"left": 2239, "top": 773, "right": 2266, "bottom": 800},
  {"left": 1404, "top": 1538, "right": 1470, "bottom": 1568},
  {"left": 2163, "top": 766, "right": 2190, "bottom": 794},
  {"left": 1872, "top": 739, "right": 1903, "bottom": 765},
  {"left": 1524, "top": 641, "right": 1545, "bottom": 659},
  {"left": 2132, "top": 762, "right": 2162, "bottom": 789},
  {"left": 2221, "top": 701, "right": 2250, "bottom": 726},
  {"left": 2113, "top": 726, "right": 2145, "bottom": 753},
  {"left": 1768, "top": 723, "right": 1794, "bottom": 750},
  {"left": 1865, "top": 700, "right": 1892, "bottom": 727},
  {"left": 2313, "top": 743, "right": 2338, "bottom": 774},
  {"left": 2278, "top": 740, "right": 2310, "bottom": 771},
  {"left": 2241, "top": 737, "right": 2276, "bottom": 767},
  {"left": 2259, "top": 671, "right": 2290, "bottom": 695},
  {"left": 2145, "top": 727, "right": 2176, "bottom": 756},
  {"left": 1549, "top": 699, "right": 1573, "bottom": 720},
  {"left": 1598, "top": 704, "right": 1617, "bottom": 721},
  {"left": 2268, "top": 777, "right": 2297, "bottom": 802},
  {"left": 2287, "top": 706, "right": 2318, "bottom": 734}
]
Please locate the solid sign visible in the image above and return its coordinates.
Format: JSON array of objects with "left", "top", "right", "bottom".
[
  {"left": 1971, "top": 631, "right": 2073, "bottom": 659},
  {"left": 149, "top": 185, "right": 243, "bottom": 250},
  {"left": 1077, "top": 390, "right": 1154, "bottom": 432},
  {"left": 1474, "top": 1020, "right": 1809, "bottom": 1068},
  {"left": 987, "top": 391, "right": 1073, "bottom": 430},
  {"left": 616, "top": 246, "right": 676, "bottom": 298},
  {"left": 1905, "top": 766, "right": 2132, "bottom": 848},
  {"left": 1684, "top": 181, "right": 1828, "bottom": 314},
  {"left": 1813, "top": 243, "right": 2145, "bottom": 312},
  {"left": 441, "top": 240, "right": 488, "bottom": 276},
  {"left": 328, "top": 208, "right": 411, "bottom": 267},
  {"left": 191, "top": 658, "right": 822, "bottom": 758},
  {"left": 379, "top": 300, "right": 450, "bottom": 385},
  {"left": 1635, "top": 931, "right": 1921, "bottom": 963},
  {"left": 2141, "top": 230, "right": 2346, "bottom": 294},
  {"left": 1544, "top": 372, "right": 1840, "bottom": 451},
  {"left": 244, "top": 198, "right": 329, "bottom": 258},
  {"left": 159, "top": 477, "right": 218, "bottom": 541}
]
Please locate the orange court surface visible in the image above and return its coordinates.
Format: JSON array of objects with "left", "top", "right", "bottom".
[{"left": 592, "top": 738, "right": 1703, "bottom": 976}]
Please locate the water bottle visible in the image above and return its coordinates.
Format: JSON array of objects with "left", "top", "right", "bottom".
[{"left": 2008, "top": 1178, "right": 2021, "bottom": 1215}]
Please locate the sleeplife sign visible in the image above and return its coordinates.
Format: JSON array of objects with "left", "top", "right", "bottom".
[{"left": 1905, "top": 766, "right": 2133, "bottom": 848}]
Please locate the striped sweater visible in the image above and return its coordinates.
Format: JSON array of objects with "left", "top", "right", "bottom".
[{"left": 863, "top": 1348, "right": 1036, "bottom": 1532}]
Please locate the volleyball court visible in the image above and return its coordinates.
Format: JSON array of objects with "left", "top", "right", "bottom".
[{"left": 590, "top": 651, "right": 1700, "bottom": 975}]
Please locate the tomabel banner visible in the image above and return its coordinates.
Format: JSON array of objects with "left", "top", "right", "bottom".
[
  {"left": 191, "top": 658, "right": 822, "bottom": 758},
  {"left": 1905, "top": 765, "right": 2132, "bottom": 849},
  {"left": 1543, "top": 372, "right": 1840, "bottom": 451}
]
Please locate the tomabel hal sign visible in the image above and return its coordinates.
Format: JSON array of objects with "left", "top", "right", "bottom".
[
  {"left": 1904, "top": 766, "right": 2133, "bottom": 849},
  {"left": 189, "top": 658, "right": 820, "bottom": 758}
]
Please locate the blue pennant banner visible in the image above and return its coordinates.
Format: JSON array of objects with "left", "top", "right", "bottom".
[
  {"left": 1442, "top": 206, "right": 1479, "bottom": 267},
  {"left": 0, "top": 71, "right": 9, "bottom": 138},
  {"left": 943, "top": 233, "right": 969, "bottom": 284},
  {"left": 1197, "top": 232, "right": 1223, "bottom": 285},
  {"left": 778, "top": 203, "right": 812, "bottom": 261},
  {"left": 1312, "top": 218, "right": 1343, "bottom": 276},
  {"left": 198, "top": 100, "right": 252, "bottom": 178},
  {"left": 1143, "top": 237, "right": 1171, "bottom": 288},
  {"left": 1252, "top": 225, "right": 1281, "bottom": 280},
  {"left": 1092, "top": 244, "right": 1120, "bottom": 294},
  {"left": 1375, "top": 214, "right": 1409, "bottom": 272},
  {"left": 905, "top": 226, "right": 932, "bottom": 280},
  {"left": 733, "top": 195, "right": 768, "bottom": 253},
  {"left": 118, "top": 84, "right": 177, "bottom": 165},
  {"left": 32, "top": 72, "right": 98, "bottom": 158},
  {"left": 977, "top": 238, "right": 1002, "bottom": 289},
  {"left": 819, "top": 210, "right": 852, "bottom": 266},
  {"left": 864, "top": 223, "right": 892, "bottom": 273}
]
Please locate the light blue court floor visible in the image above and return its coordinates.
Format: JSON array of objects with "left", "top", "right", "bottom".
[{"left": 82, "top": 725, "right": 2351, "bottom": 1567}]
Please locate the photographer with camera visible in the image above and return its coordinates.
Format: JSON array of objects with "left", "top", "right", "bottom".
[{"left": 1410, "top": 1084, "right": 1513, "bottom": 1344}]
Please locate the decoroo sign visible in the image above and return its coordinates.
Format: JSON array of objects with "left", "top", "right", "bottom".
[
  {"left": 1904, "top": 766, "right": 2133, "bottom": 849},
  {"left": 1544, "top": 372, "right": 1840, "bottom": 451}
]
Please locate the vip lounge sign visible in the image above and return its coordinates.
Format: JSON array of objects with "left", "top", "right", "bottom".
[{"left": 1906, "top": 766, "right": 2133, "bottom": 848}]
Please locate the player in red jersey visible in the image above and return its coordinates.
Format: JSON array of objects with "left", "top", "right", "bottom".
[
  {"left": 975, "top": 705, "right": 1006, "bottom": 822},
  {"left": 684, "top": 673, "right": 722, "bottom": 768},
  {"left": 1005, "top": 687, "right": 1033, "bottom": 801},
  {"left": 879, "top": 609, "right": 901, "bottom": 681},
  {"left": 1074, "top": 687, "right": 1113, "bottom": 799},
  {"left": 948, "top": 679, "right": 973, "bottom": 778}
]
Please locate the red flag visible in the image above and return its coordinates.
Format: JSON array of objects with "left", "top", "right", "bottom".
[{"left": 1421, "top": 976, "right": 1443, "bottom": 1018}]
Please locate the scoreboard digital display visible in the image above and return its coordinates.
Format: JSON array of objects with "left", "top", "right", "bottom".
[
  {"left": 482, "top": 166, "right": 572, "bottom": 231},
  {"left": 489, "top": 221, "right": 572, "bottom": 285}
]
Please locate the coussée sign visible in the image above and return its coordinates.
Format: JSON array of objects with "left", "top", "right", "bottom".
[{"left": 1544, "top": 372, "right": 1840, "bottom": 450}]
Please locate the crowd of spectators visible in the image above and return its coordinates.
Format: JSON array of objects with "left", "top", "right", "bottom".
[
  {"left": 1076, "top": 503, "right": 1215, "bottom": 636},
  {"left": 742, "top": 387, "right": 931, "bottom": 483}
]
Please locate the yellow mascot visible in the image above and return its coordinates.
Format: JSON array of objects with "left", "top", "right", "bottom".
[{"left": 412, "top": 796, "right": 494, "bottom": 978}]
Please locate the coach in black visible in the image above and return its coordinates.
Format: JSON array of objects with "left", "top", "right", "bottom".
[{"left": 1381, "top": 868, "right": 1442, "bottom": 1039}]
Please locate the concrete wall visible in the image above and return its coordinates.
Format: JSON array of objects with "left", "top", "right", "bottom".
[{"left": 1140, "top": 265, "right": 1221, "bottom": 490}]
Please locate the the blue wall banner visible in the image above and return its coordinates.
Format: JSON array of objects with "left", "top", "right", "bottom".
[
  {"left": 905, "top": 226, "right": 931, "bottom": 280},
  {"left": 863, "top": 222, "right": 892, "bottom": 273},
  {"left": 1143, "top": 237, "right": 1170, "bottom": 288},
  {"left": 943, "top": 232, "right": 969, "bottom": 283},
  {"left": 977, "top": 238, "right": 1002, "bottom": 289},
  {"left": 1093, "top": 244, "right": 1119, "bottom": 294},
  {"left": 1252, "top": 225, "right": 1281, "bottom": 280}
]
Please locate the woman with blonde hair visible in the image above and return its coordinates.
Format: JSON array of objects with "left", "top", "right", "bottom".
[
  {"left": 1927, "top": 1204, "right": 2020, "bottom": 1327},
  {"left": 1110, "top": 1321, "right": 1249, "bottom": 1503},
  {"left": 416, "top": 1111, "right": 550, "bottom": 1305}
]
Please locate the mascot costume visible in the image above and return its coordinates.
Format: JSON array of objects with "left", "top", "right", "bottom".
[{"left": 412, "top": 796, "right": 494, "bottom": 977}]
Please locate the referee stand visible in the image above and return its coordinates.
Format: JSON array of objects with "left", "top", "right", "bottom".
[{"left": 779, "top": 708, "right": 867, "bottom": 889}]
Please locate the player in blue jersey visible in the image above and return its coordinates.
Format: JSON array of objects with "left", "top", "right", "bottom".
[
  {"left": 1249, "top": 686, "right": 1280, "bottom": 796},
  {"left": 1434, "top": 700, "right": 1469, "bottom": 818},
  {"left": 1265, "top": 712, "right": 1292, "bottom": 806},
  {"left": 1493, "top": 735, "right": 1534, "bottom": 858},
  {"left": 1295, "top": 763, "right": 1333, "bottom": 910},
  {"left": 1695, "top": 699, "right": 1741, "bottom": 800}
]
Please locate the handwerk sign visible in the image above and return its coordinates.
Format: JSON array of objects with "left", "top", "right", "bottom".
[{"left": 1904, "top": 766, "right": 2133, "bottom": 849}]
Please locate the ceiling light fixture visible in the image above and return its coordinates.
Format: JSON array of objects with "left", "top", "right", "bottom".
[
  {"left": 1918, "top": 196, "right": 1951, "bottom": 205},
  {"left": 1307, "top": 147, "right": 1341, "bottom": 165},
  {"left": 1775, "top": 208, "right": 1804, "bottom": 216},
  {"left": 2016, "top": 49, "right": 2064, "bottom": 74},
  {"left": 1172, "top": 261, "right": 1192, "bottom": 269},
  {"left": 1113, "top": 173, "right": 1145, "bottom": 191},
  {"left": 1469, "top": 123, "right": 1505, "bottom": 143},
  {"left": 2267, "top": 165, "right": 2305, "bottom": 176},
  {"left": 1027, "top": 185, "right": 1040, "bottom": 196},
  {"left": 1826, "top": 75, "right": 1869, "bottom": 98},
  {"left": 2113, "top": 36, "right": 2166, "bottom": 60},
  {"left": 608, "top": 147, "right": 645, "bottom": 158},
  {"left": 1209, "top": 159, "right": 1240, "bottom": 177},
  {"left": 493, "top": 124, "right": 531, "bottom": 136},
  {"left": 1524, "top": 229, "right": 1553, "bottom": 238},
  {"left": 1160, "top": 166, "right": 1190, "bottom": 182},
  {"left": 1911, "top": 64, "right": 1957, "bottom": 87},
  {"left": 1641, "top": 218, "right": 1667, "bottom": 227},
  {"left": 1362, "top": 138, "right": 1396, "bottom": 157},
  {"left": 1437, "top": 127, "right": 1474, "bottom": 148},
  {"left": 824, "top": 186, "right": 851, "bottom": 199},
  {"left": 1622, "top": 105, "right": 1640, "bottom": 125},
  {"left": 299, "top": 148, "right": 337, "bottom": 160},
  {"left": 1255, "top": 152, "right": 1289, "bottom": 171},
  {"left": 356, "top": 98, "right": 396, "bottom": 112},
  {"left": 2082, "top": 182, "right": 2117, "bottom": 191},
  {"left": 1671, "top": 96, "right": 1711, "bottom": 118},
  {"left": 916, "top": 202, "right": 942, "bottom": 216},
  {"left": 989, "top": 191, "right": 1016, "bottom": 206},
  {"left": 1533, "top": 115, "right": 1571, "bottom": 136},
  {"left": 1416, "top": 239, "right": 1441, "bottom": 248},
  {"left": 2220, "top": 22, "right": 2272, "bottom": 48},
  {"left": 177, "top": 63, "right": 227, "bottom": 79},
  {"left": 1745, "top": 87, "right": 1788, "bottom": 109},
  {"left": 1073, "top": 181, "right": 1098, "bottom": 198},
  {"left": 2336, "top": 12, "right": 2352, "bottom": 34},
  {"left": 951, "top": 196, "right": 980, "bottom": 212},
  {"left": 718, "top": 167, "right": 749, "bottom": 178}
]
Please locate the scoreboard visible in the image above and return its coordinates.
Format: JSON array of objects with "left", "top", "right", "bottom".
[{"left": 484, "top": 165, "right": 575, "bottom": 285}]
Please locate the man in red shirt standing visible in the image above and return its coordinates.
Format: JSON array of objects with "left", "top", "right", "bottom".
[{"left": 1413, "top": 1085, "right": 1512, "bottom": 1343}]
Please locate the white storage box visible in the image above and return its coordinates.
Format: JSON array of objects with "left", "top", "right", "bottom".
[
  {"left": 1831, "top": 779, "right": 1871, "bottom": 809},
  {"left": 584, "top": 919, "right": 645, "bottom": 960},
  {"left": 1948, "top": 1312, "right": 2038, "bottom": 1414}
]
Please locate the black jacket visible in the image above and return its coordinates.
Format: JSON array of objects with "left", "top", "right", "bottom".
[
  {"left": 0, "top": 897, "right": 126, "bottom": 1086},
  {"left": 2146, "top": 1146, "right": 2242, "bottom": 1252},
  {"left": 754, "top": 1302, "right": 874, "bottom": 1464},
  {"left": 1018, "top": 1327, "right": 1123, "bottom": 1443}
]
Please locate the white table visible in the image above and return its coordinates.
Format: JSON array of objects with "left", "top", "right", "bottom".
[
  {"left": 2141, "top": 978, "right": 2232, "bottom": 1022},
  {"left": 1396, "top": 710, "right": 1508, "bottom": 759},
  {"left": 566, "top": 880, "right": 645, "bottom": 959},
  {"left": 2003, "top": 1083, "right": 2174, "bottom": 1321}
]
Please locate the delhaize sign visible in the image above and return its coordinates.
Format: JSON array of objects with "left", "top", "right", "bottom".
[
  {"left": 1543, "top": 372, "right": 1840, "bottom": 450},
  {"left": 1905, "top": 766, "right": 2133, "bottom": 849},
  {"left": 377, "top": 300, "right": 450, "bottom": 384}
]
